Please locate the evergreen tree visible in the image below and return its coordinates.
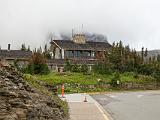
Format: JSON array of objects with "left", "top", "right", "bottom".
[
  {"left": 144, "top": 48, "right": 148, "bottom": 57},
  {"left": 21, "top": 43, "right": 26, "bottom": 51},
  {"left": 157, "top": 54, "right": 160, "bottom": 63},
  {"left": 43, "top": 44, "right": 51, "bottom": 59},
  {"left": 44, "top": 44, "right": 48, "bottom": 52},
  {"left": 141, "top": 47, "right": 144, "bottom": 64},
  {"left": 27, "top": 45, "right": 31, "bottom": 51}
]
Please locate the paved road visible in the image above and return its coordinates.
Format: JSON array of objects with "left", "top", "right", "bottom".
[
  {"left": 61, "top": 94, "right": 109, "bottom": 120},
  {"left": 92, "top": 90, "right": 160, "bottom": 120}
]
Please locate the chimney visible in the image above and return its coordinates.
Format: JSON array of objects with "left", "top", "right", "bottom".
[
  {"left": 73, "top": 34, "right": 86, "bottom": 44},
  {"left": 8, "top": 44, "right": 11, "bottom": 51}
]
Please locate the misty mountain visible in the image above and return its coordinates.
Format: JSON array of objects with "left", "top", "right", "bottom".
[
  {"left": 147, "top": 50, "right": 160, "bottom": 57},
  {"left": 138, "top": 49, "right": 160, "bottom": 58}
]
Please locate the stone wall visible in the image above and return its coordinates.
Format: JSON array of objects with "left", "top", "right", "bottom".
[
  {"left": 120, "top": 82, "right": 160, "bottom": 90},
  {"left": 50, "top": 82, "right": 160, "bottom": 92}
]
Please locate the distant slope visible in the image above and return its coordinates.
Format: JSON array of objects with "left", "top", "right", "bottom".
[
  {"left": 147, "top": 50, "right": 160, "bottom": 57},
  {"left": 138, "top": 49, "right": 160, "bottom": 58}
]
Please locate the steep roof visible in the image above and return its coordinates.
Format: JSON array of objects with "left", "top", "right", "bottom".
[
  {"left": 51, "top": 40, "right": 111, "bottom": 51},
  {"left": 0, "top": 50, "right": 32, "bottom": 59}
]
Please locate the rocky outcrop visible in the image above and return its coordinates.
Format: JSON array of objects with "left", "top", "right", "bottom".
[{"left": 0, "top": 65, "right": 68, "bottom": 120}]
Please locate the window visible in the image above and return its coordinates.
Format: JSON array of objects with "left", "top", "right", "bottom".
[
  {"left": 91, "top": 51, "right": 95, "bottom": 57},
  {"left": 74, "top": 51, "right": 81, "bottom": 58},
  {"left": 82, "top": 51, "right": 91, "bottom": 57},
  {"left": 66, "top": 51, "right": 73, "bottom": 58}
]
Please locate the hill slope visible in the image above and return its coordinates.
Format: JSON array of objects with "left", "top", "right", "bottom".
[
  {"left": 147, "top": 50, "right": 160, "bottom": 57},
  {"left": 0, "top": 65, "right": 68, "bottom": 120}
]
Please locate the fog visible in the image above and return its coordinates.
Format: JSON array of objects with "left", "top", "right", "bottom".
[{"left": 0, "top": 0, "right": 160, "bottom": 50}]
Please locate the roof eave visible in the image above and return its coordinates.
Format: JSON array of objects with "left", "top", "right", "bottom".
[{"left": 51, "top": 40, "right": 62, "bottom": 50}]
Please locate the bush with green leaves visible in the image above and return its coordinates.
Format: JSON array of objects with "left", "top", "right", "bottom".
[
  {"left": 137, "top": 64, "right": 154, "bottom": 75},
  {"left": 25, "top": 52, "right": 50, "bottom": 75},
  {"left": 152, "top": 68, "right": 160, "bottom": 82},
  {"left": 64, "top": 60, "right": 72, "bottom": 72},
  {"left": 64, "top": 60, "right": 89, "bottom": 74},
  {"left": 71, "top": 64, "right": 81, "bottom": 72},
  {"left": 93, "top": 62, "right": 113, "bottom": 75},
  {"left": 25, "top": 64, "right": 50, "bottom": 75},
  {"left": 81, "top": 64, "right": 88, "bottom": 74},
  {"left": 133, "top": 72, "right": 139, "bottom": 79},
  {"left": 111, "top": 72, "right": 121, "bottom": 87}
]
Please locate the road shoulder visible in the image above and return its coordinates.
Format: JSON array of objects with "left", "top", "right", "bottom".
[{"left": 61, "top": 93, "right": 110, "bottom": 120}]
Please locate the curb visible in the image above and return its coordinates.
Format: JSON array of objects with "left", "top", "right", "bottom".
[{"left": 89, "top": 94, "right": 113, "bottom": 120}]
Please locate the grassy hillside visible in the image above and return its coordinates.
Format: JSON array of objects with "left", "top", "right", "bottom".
[
  {"left": 35, "top": 72, "right": 110, "bottom": 85},
  {"left": 28, "top": 72, "right": 156, "bottom": 93},
  {"left": 24, "top": 74, "right": 69, "bottom": 119},
  {"left": 34, "top": 72, "right": 154, "bottom": 84}
]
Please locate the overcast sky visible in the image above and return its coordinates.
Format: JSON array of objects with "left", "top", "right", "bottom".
[{"left": 0, "top": 0, "right": 160, "bottom": 50}]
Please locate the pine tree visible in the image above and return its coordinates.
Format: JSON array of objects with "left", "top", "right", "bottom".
[
  {"left": 144, "top": 48, "right": 148, "bottom": 57},
  {"left": 43, "top": 44, "right": 51, "bottom": 59},
  {"left": 27, "top": 45, "right": 31, "bottom": 51},
  {"left": 21, "top": 44, "right": 26, "bottom": 51},
  {"left": 157, "top": 54, "right": 160, "bottom": 63},
  {"left": 141, "top": 47, "right": 144, "bottom": 64}
]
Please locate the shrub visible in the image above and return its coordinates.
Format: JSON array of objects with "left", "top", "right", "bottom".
[
  {"left": 81, "top": 64, "right": 88, "bottom": 74},
  {"left": 39, "top": 64, "right": 50, "bottom": 75},
  {"left": 64, "top": 60, "right": 89, "bottom": 74},
  {"left": 93, "top": 62, "right": 113, "bottom": 75},
  {"left": 152, "top": 68, "right": 160, "bottom": 82},
  {"left": 64, "top": 60, "right": 72, "bottom": 72},
  {"left": 25, "top": 64, "right": 50, "bottom": 75},
  {"left": 25, "top": 64, "right": 34, "bottom": 74},
  {"left": 71, "top": 64, "right": 81, "bottom": 72},
  {"left": 137, "top": 64, "right": 154, "bottom": 75},
  {"left": 111, "top": 72, "right": 121, "bottom": 87},
  {"left": 25, "top": 52, "right": 50, "bottom": 75},
  {"left": 133, "top": 72, "right": 139, "bottom": 79}
]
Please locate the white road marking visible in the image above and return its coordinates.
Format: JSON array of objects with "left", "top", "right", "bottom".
[
  {"left": 109, "top": 95, "right": 117, "bottom": 98},
  {"left": 137, "top": 95, "right": 144, "bottom": 98}
]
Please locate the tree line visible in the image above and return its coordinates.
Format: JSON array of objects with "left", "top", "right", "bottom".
[
  {"left": 94, "top": 41, "right": 160, "bottom": 81},
  {"left": 19, "top": 43, "right": 51, "bottom": 75}
]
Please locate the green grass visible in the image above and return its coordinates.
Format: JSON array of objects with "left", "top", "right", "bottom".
[
  {"left": 120, "top": 72, "right": 155, "bottom": 83},
  {"left": 33, "top": 71, "right": 155, "bottom": 85},
  {"left": 26, "top": 72, "right": 156, "bottom": 93},
  {"left": 120, "top": 72, "right": 137, "bottom": 82},
  {"left": 34, "top": 72, "right": 112, "bottom": 85}
]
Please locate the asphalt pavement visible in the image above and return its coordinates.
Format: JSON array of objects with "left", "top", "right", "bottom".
[{"left": 92, "top": 90, "right": 160, "bottom": 120}]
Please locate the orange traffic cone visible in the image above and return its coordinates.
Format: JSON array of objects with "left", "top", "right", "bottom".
[
  {"left": 83, "top": 96, "right": 87, "bottom": 102},
  {"left": 61, "top": 84, "right": 65, "bottom": 98}
]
